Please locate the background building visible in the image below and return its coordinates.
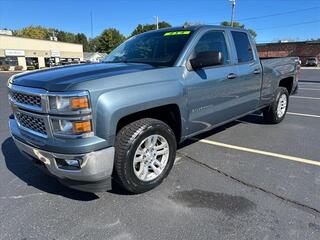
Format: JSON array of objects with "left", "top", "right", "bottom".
[
  {"left": 0, "top": 34, "right": 83, "bottom": 70},
  {"left": 84, "top": 52, "right": 108, "bottom": 63},
  {"left": 257, "top": 41, "right": 320, "bottom": 64}
]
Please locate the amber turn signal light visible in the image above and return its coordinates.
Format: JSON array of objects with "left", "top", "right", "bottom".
[
  {"left": 73, "top": 120, "right": 92, "bottom": 134},
  {"left": 70, "top": 97, "right": 89, "bottom": 110}
]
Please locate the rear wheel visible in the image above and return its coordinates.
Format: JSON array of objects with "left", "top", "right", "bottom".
[
  {"left": 263, "top": 87, "right": 289, "bottom": 124},
  {"left": 114, "top": 118, "right": 176, "bottom": 193}
]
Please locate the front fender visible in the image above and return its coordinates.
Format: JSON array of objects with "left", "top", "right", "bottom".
[{"left": 95, "top": 80, "right": 187, "bottom": 146}]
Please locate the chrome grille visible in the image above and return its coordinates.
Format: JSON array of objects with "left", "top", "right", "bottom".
[
  {"left": 15, "top": 112, "right": 47, "bottom": 136},
  {"left": 10, "top": 91, "right": 42, "bottom": 107}
]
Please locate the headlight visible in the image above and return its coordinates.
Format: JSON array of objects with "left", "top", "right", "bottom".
[
  {"left": 51, "top": 118, "right": 93, "bottom": 137},
  {"left": 7, "top": 75, "right": 14, "bottom": 86},
  {"left": 48, "top": 92, "right": 91, "bottom": 114}
]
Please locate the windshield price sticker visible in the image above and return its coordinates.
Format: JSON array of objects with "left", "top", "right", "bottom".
[{"left": 164, "top": 31, "right": 191, "bottom": 36}]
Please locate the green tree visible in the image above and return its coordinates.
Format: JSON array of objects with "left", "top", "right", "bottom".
[
  {"left": 95, "top": 28, "right": 126, "bottom": 53},
  {"left": 55, "top": 30, "right": 76, "bottom": 42},
  {"left": 130, "top": 21, "right": 171, "bottom": 36},
  {"left": 12, "top": 25, "right": 125, "bottom": 53},
  {"left": 14, "top": 26, "right": 50, "bottom": 40},
  {"left": 74, "top": 33, "right": 91, "bottom": 51},
  {"left": 88, "top": 38, "right": 99, "bottom": 52},
  {"left": 220, "top": 21, "right": 257, "bottom": 39}
]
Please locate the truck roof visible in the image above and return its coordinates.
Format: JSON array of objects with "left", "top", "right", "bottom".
[{"left": 144, "top": 25, "right": 249, "bottom": 34}]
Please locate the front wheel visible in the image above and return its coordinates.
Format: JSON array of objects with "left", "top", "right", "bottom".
[
  {"left": 263, "top": 87, "right": 289, "bottom": 124},
  {"left": 114, "top": 118, "right": 177, "bottom": 193}
]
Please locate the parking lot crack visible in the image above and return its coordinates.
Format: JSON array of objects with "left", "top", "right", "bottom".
[{"left": 177, "top": 152, "right": 320, "bottom": 215}]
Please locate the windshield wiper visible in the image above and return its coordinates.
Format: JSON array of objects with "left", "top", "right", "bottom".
[
  {"left": 103, "top": 60, "right": 156, "bottom": 66},
  {"left": 103, "top": 60, "right": 129, "bottom": 63}
]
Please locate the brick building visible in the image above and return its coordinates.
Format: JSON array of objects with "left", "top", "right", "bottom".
[{"left": 257, "top": 41, "right": 320, "bottom": 64}]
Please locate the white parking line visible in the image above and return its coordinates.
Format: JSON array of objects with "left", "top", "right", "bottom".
[
  {"left": 291, "top": 96, "right": 320, "bottom": 100},
  {"left": 299, "top": 88, "right": 320, "bottom": 91},
  {"left": 192, "top": 138, "right": 320, "bottom": 167},
  {"left": 287, "top": 112, "right": 320, "bottom": 118},
  {"left": 299, "top": 83, "right": 320, "bottom": 85}
]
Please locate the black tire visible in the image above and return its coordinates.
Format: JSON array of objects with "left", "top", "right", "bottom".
[
  {"left": 263, "top": 87, "right": 289, "bottom": 124},
  {"left": 114, "top": 118, "right": 177, "bottom": 194}
]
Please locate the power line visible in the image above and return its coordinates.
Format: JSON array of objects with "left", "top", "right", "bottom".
[
  {"left": 237, "top": 6, "right": 320, "bottom": 22},
  {"left": 255, "top": 19, "right": 320, "bottom": 30},
  {"left": 205, "top": 6, "right": 320, "bottom": 25},
  {"left": 121, "top": 6, "right": 320, "bottom": 27}
]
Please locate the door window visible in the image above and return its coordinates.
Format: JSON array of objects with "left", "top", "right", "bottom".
[
  {"left": 194, "top": 31, "right": 230, "bottom": 65},
  {"left": 231, "top": 31, "right": 254, "bottom": 63}
]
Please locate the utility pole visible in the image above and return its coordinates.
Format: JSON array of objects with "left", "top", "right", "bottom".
[
  {"left": 90, "top": 10, "right": 93, "bottom": 39},
  {"left": 230, "top": 0, "right": 236, "bottom": 27},
  {"left": 154, "top": 16, "right": 159, "bottom": 29}
]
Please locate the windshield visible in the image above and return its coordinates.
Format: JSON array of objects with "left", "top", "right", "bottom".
[{"left": 103, "top": 30, "right": 193, "bottom": 67}]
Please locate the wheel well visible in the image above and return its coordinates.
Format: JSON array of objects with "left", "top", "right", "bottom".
[
  {"left": 116, "top": 104, "right": 182, "bottom": 141},
  {"left": 279, "top": 77, "right": 293, "bottom": 94}
]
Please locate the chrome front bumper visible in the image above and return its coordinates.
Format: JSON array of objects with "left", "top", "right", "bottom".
[{"left": 13, "top": 137, "right": 115, "bottom": 183}]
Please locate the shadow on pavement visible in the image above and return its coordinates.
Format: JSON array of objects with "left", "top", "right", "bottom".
[
  {"left": 1, "top": 137, "right": 99, "bottom": 201},
  {"left": 179, "top": 114, "right": 265, "bottom": 149},
  {"left": 2, "top": 115, "right": 266, "bottom": 199}
]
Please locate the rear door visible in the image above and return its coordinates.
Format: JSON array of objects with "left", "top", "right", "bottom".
[{"left": 230, "top": 31, "right": 262, "bottom": 114}]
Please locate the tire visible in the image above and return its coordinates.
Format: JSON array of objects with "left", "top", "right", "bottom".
[
  {"left": 263, "top": 87, "right": 289, "bottom": 124},
  {"left": 114, "top": 118, "right": 177, "bottom": 194}
]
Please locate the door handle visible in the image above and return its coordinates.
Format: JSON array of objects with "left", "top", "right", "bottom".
[
  {"left": 253, "top": 69, "right": 261, "bottom": 74},
  {"left": 227, "top": 73, "right": 237, "bottom": 79}
]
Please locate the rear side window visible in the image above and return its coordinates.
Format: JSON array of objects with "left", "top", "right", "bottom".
[
  {"left": 194, "top": 31, "right": 230, "bottom": 65},
  {"left": 231, "top": 31, "right": 254, "bottom": 63}
]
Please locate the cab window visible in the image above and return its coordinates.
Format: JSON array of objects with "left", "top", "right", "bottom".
[{"left": 231, "top": 31, "right": 254, "bottom": 63}]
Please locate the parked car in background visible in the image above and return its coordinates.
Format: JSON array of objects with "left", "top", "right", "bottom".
[
  {"left": 292, "top": 57, "right": 301, "bottom": 65},
  {"left": 8, "top": 25, "right": 299, "bottom": 194},
  {"left": 306, "top": 57, "right": 319, "bottom": 66}
]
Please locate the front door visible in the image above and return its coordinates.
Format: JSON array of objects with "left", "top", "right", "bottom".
[{"left": 185, "top": 30, "right": 239, "bottom": 135}]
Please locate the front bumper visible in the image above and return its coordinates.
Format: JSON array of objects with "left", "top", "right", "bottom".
[
  {"left": 12, "top": 136, "right": 115, "bottom": 192},
  {"left": 10, "top": 115, "right": 115, "bottom": 192}
]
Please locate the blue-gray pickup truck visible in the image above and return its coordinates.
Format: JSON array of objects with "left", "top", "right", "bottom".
[{"left": 8, "top": 25, "right": 299, "bottom": 193}]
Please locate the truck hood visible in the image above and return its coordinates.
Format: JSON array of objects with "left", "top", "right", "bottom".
[{"left": 12, "top": 63, "right": 155, "bottom": 91}]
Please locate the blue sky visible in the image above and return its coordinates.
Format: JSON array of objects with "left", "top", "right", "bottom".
[{"left": 0, "top": 0, "right": 319, "bottom": 43}]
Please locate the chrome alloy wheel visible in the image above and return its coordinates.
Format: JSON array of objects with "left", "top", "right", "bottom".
[
  {"left": 133, "top": 134, "right": 170, "bottom": 182},
  {"left": 277, "top": 94, "right": 287, "bottom": 118}
]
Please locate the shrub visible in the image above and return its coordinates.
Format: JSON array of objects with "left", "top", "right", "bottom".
[
  {"left": 27, "top": 66, "right": 36, "bottom": 71},
  {"left": 14, "top": 65, "right": 23, "bottom": 71},
  {"left": 0, "top": 65, "right": 10, "bottom": 71}
]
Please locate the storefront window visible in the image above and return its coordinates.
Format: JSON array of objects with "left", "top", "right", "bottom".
[
  {"left": 45, "top": 57, "right": 56, "bottom": 67},
  {"left": 26, "top": 57, "right": 39, "bottom": 69},
  {"left": 0, "top": 56, "right": 18, "bottom": 66}
]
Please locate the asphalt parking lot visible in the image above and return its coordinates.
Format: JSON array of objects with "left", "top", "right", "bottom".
[{"left": 0, "top": 69, "right": 320, "bottom": 240}]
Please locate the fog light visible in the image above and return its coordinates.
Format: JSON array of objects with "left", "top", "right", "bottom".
[
  {"left": 65, "top": 159, "right": 80, "bottom": 167},
  {"left": 56, "top": 158, "right": 81, "bottom": 170}
]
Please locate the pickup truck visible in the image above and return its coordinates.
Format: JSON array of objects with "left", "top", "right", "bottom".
[{"left": 8, "top": 25, "right": 299, "bottom": 193}]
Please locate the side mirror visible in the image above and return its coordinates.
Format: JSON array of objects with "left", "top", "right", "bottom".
[{"left": 190, "top": 51, "right": 223, "bottom": 70}]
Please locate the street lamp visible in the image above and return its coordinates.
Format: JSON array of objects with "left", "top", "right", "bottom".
[{"left": 230, "top": 0, "right": 236, "bottom": 27}]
